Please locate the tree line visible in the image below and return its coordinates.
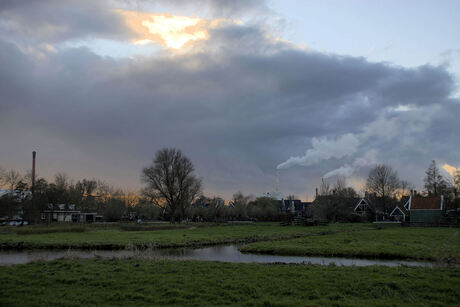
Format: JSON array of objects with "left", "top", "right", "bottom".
[
  {"left": 312, "top": 160, "right": 460, "bottom": 222},
  {"left": 0, "top": 168, "right": 144, "bottom": 223},
  {"left": 1, "top": 148, "right": 459, "bottom": 224}
]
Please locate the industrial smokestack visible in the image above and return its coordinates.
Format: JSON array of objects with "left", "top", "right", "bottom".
[
  {"left": 275, "top": 168, "right": 279, "bottom": 192},
  {"left": 32, "top": 151, "right": 36, "bottom": 192}
]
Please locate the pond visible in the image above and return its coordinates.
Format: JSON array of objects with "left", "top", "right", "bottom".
[{"left": 0, "top": 245, "right": 442, "bottom": 267}]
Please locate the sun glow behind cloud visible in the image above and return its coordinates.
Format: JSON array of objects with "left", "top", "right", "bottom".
[
  {"left": 141, "top": 15, "right": 207, "bottom": 49},
  {"left": 443, "top": 164, "right": 460, "bottom": 178},
  {"left": 118, "top": 10, "right": 209, "bottom": 49}
]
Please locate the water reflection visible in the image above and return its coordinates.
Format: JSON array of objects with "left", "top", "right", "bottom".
[{"left": 0, "top": 245, "right": 441, "bottom": 267}]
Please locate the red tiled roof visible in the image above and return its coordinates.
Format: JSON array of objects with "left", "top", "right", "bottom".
[{"left": 410, "top": 197, "right": 442, "bottom": 210}]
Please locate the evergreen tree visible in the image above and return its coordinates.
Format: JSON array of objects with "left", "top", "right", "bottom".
[
  {"left": 453, "top": 170, "right": 460, "bottom": 199},
  {"left": 424, "top": 160, "right": 448, "bottom": 196}
]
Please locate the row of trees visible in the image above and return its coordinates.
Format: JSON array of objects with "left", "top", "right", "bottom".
[
  {"left": 365, "top": 161, "right": 459, "bottom": 207},
  {"left": 312, "top": 160, "right": 460, "bottom": 222},
  {"left": 2, "top": 148, "right": 459, "bottom": 223},
  {"left": 0, "top": 168, "right": 141, "bottom": 223}
]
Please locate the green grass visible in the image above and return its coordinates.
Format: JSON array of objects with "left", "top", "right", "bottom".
[
  {"left": 0, "top": 223, "right": 360, "bottom": 250},
  {"left": 15, "top": 225, "right": 88, "bottom": 235},
  {"left": 1, "top": 259, "right": 459, "bottom": 306},
  {"left": 240, "top": 226, "right": 460, "bottom": 263},
  {"left": 0, "top": 223, "right": 118, "bottom": 235}
]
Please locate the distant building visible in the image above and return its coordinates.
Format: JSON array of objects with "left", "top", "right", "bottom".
[
  {"left": 259, "top": 191, "right": 284, "bottom": 200},
  {"left": 279, "top": 199, "right": 312, "bottom": 217},
  {"left": 353, "top": 197, "right": 374, "bottom": 216},
  {"left": 406, "top": 195, "right": 444, "bottom": 225},
  {"left": 389, "top": 205, "right": 409, "bottom": 222},
  {"left": 353, "top": 196, "right": 387, "bottom": 221},
  {"left": 41, "top": 204, "right": 102, "bottom": 223}
]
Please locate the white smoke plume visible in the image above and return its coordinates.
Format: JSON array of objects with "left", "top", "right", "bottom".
[
  {"left": 276, "top": 133, "right": 360, "bottom": 170},
  {"left": 276, "top": 115, "right": 393, "bottom": 171},
  {"left": 323, "top": 164, "right": 354, "bottom": 178},
  {"left": 323, "top": 149, "right": 378, "bottom": 178}
]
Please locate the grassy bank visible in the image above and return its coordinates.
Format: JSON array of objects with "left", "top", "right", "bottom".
[
  {"left": 240, "top": 226, "right": 460, "bottom": 263},
  {"left": 1, "top": 259, "right": 459, "bottom": 306},
  {"left": 0, "top": 223, "right": 358, "bottom": 250}
]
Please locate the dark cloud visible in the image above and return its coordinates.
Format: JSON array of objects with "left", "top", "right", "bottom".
[
  {"left": 0, "top": 0, "right": 131, "bottom": 42},
  {"left": 0, "top": 2, "right": 459, "bottom": 198},
  {"left": 122, "top": 0, "right": 270, "bottom": 18}
]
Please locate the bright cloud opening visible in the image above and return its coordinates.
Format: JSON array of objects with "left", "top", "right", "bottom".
[
  {"left": 118, "top": 10, "right": 209, "bottom": 49},
  {"left": 141, "top": 15, "right": 207, "bottom": 49},
  {"left": 443, "top": 164, "right": 460, "bottom": 178}
]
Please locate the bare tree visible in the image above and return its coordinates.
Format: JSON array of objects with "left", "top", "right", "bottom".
[
  {"left": 0, "top": 165, "right": 6, "bottom": 187},
  {"left": 333, "top": 177, "right": 347, "bottom": 194},
  {"left": 74, "top": 179, "right": 98, "bottom": 211},
  {"left": 333, "top": 177, "right": 357, "bottom": 198},
  {"left": 96, "top": 180, "right": 114, "bottom": 203},
  {"left": 424, "top": 160, "right": 448, "bottom": 196},
  {"left": 54, "top": 173, "right": 70, "bottom": 191},
  {"left": 399, "top": 180, "right": 414, "bottom": 197},
  {"left": 366, "top": 164, "right": 400, "bottom": 213},
  {"left": 3, "top": 169, "right": 22, "bottom": 192},
  {"left": 232, "top": 191, "right": 250, "bottom": 206},
  {"left": 319, "top": 178, "right": 331, "bottom": 196},
  {"left": 141, "top": 148, "right": 202, "bottom": 222},
  {"left": 231, "top": 191, "right": 250, "bottom": 219}
]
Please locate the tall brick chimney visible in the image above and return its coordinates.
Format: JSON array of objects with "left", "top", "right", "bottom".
[{"left": 32, "top": 151, "right": 36, "bottom": 192}]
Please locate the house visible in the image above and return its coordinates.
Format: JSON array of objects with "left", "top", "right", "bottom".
[
  {"left": 389, "top": 205, "right": 409, "bottom": 221},
  {"left": 353, "top": 197, "right": 373, "bottom": 216},
  {"left": 353, "top": 196, "right": 387, "bottom": 221},
  {"left": 406, "top": 195, "right": 444, "bottom": 225},
  {"left": 278, "top": 199, "right": 312, "bottom": 217},
  {"left": 41, "top": 204, "right": 102, "bottom": 223}
]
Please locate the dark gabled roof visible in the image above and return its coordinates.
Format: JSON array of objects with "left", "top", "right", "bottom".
[
  {"left": 354, "top": 197, "right": 374, "bottom": 211},
  {"left": 410, "top": 197, "right": 442, "bottom": 210},
  {"left": 390, "top": 205, "right": 409, "bottom": 216}
]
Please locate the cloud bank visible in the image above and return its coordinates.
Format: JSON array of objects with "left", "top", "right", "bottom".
[{"left": 0, "top": 1, "right": 459, "bottom": 199}]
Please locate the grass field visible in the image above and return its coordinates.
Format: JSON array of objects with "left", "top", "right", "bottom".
[
  {"left": 0, "top": 223, "right": 353, "bottom": 250},
  {"left": 240, "top": 226, "right": 460, "bottom": 263},
  {"left": 1, "top": 259, "right": 459, "bottom": 306}
]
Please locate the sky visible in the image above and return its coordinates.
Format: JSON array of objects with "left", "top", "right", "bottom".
[{"left": 0, "top": 0, "right": 459, "bottom": 200}]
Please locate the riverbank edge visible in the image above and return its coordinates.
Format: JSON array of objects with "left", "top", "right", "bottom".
[
  {"left": 0, "top": 230, "right": 338, "bottom": 251},
  {"left": 239, "top": 244, "right": 460, "bottom": 264}
]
